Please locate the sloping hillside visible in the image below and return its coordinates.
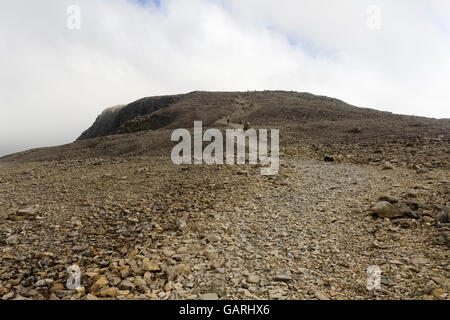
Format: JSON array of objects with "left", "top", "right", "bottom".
[
  {"left": 77, "top": 91, "right": 395, "bottom": 140},
  {"left": 1, "top": 91, "right": 449, "bottom": 169},
  {"left": 0, "top": 91, "right": 449, "bottom": 301}
]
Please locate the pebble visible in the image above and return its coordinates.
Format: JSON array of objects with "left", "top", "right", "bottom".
[
  {"left": 274, "top": 273, "right": 292, "bottom": 282},
  {"left": 204, "top": 249, "right": 218, "bottom": 261},
  {"left": 142, "top": 258, "right": 161, "bottom": 272},
  {"left": 199, "top": 293, "right": 219, "bottom": 300},
  {"left": 5, "top": 235, "right": 19, "bottom": 245},
  {"left": 314, "top": 290, "right": 330, "bottom": 300},
  {"left": 206, "top": 235, "right": 221, "bottom": 243},
  {"left": 435, "top": 207, "right": 449, "bottom": 223},
  {"left": 247, "top": 274, "right": 260, "bottom": 284},
  {"left": 90, "top": 277, "right": 109, "bottom": 293}
]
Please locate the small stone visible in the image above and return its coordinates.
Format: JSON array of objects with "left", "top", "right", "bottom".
[
  {"left": 163, "top": 249, "right": 175, "bottom": 257},
  {"left": 268, "top": 288, "right": 285, "bottom": 299},
  {"left": 10, "top": 206, "right": 39, "bottom": 221},
  {"left": 143, "top": 272, "right": 153, "bottom": 285},
  {"left": 314, "top": 290, "right": 330, "bottom": 300},
  {"left": 2, "top": 292, "right": 15, "bottom": 300},
  {"left": 109, "top": 276, "right": 120, "bottom": 286},
  {"left": 13, "top": 295, "right": 31, "bottom": 301},
  {"left": 34, "top": 279, "right": 52, "bottom": 287},
  {"left": 133, "top": 276, "right": 147, "bottom": 288},
  {"left": 20, "top": 206, "right": 38, "bottom": 216},
  {"left": 208, "top": 280, "right": 225, "bottom": 296},
  {"left": 50, "top": 283, "right": 65, "bottom": 293},
  {"left": 378, "top": 196, "right": 398, "bottom": 204},
  {"left": 199, "top": 293, "right": 219, "bottom": 300},
  {"left": 176, "top": 247, "right": 188, "bottom": 254},
  {"left": 120, "top": 269, "right": 130, "bottom": 279},
  {"left": 117, "top": 290, "right": 130, "bottom": 297},
  {"left": 247, "top": 274, "right": 260, "bottom": 284},
  {"left": 5, "top": 235, "right": 18, "bottom": 245},
  {"left": 206, "top": 235, "right": 221, "bottom": 243},
  {"left": 260, "top": 279, "right": 269, "bottom": 286},
  {"left": 273, "top": 273, "right": 292, "bottom": 282},
  {"left": 411, "top": 256, "right": 428, "bottom": 266},
  {"left": 165, "top": 282, "right": 173, "bottom": 292},
  {"left": 90, "top": 276, "right": 109, "bottom": 293},
  {"left": 98, "top": 287, "right": 119, "bottom": 298},
  {"left": 142, "top": 258, "right": 161, "bottom": 272},
  {"left": 177, "top": 215, "right": 188, "bottom": 232},
  {"left": 85, "top": 294, "right": 98, "bottom": 300},
  {"left": 422, "top": 280, "right": 437, "bottom": 294},
  {"left": 204, "top": 249, "right": 218, "bottom": 261},
  {"left": 76, "top": 287, "right": 86, "bottom": 295},
  {"left": 435, "top": 207, "right": 449, "bottom": 223},
  {"left": 96, "top": 226, "right": 106, "bottom": 235},
  {"left": 168, "top": 264, "right": 190, "bottom": 281},
  {"left": 382, "top": 162, "right": 393, "bottom": 170},
  {"left": 172, "top": 254, "right": 183, "bottom": 262},
  {"left": 119, "top": 280, "right": 135, "bottom": 290},
  {"left": 212, "top": 258, "right": 225, "bottom": 269},
  {"left": 54, "top": 289, "right": 72, "bottom": 299},
  {"left": 432, "top": 288, "right": 446, "bottom": 299}
]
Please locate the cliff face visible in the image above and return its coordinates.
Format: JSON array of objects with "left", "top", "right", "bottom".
[{"left": 77, "top": 95, "right": 182, "bottom": 140}]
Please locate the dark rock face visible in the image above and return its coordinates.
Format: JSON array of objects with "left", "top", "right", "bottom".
[{"left": 77, "top": 95, "right": 182, "bottom": 140}]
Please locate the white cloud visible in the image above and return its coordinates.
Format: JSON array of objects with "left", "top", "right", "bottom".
[{"left": 0, "top": 0, "right": 449, "bottom": 156}]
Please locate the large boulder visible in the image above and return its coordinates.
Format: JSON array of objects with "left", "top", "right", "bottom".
[
  {"left": 372, "top": 201, "right": 404, "bottom": 218},
  {"left": 435, "top": 207, "right": 449, "bottom": 224},
  {"left": 7, "top": 206, "right": 39, "bottom": 221}
]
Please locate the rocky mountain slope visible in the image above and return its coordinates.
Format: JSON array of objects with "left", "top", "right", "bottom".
[
  {"left": 0, "top": 91, "right": 448, "bottom": 300},
  {"left": 2, "top": 91, "right": 449, "bottom": 167}
]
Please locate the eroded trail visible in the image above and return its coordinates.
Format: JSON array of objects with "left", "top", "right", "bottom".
[
  {"left": 211, "top": 160, "right": 449, "bottom": 299},
  {"left": 0, "top": 157, "right": 448, "bottom": 300}
]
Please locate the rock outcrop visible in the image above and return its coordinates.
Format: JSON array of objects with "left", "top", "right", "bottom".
[{"left": 77, "top": 95, "right": 182, "bottom": 140}]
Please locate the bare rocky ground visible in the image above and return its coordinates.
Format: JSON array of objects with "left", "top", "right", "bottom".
[
  {"left": 0, "top": 91, "right": 448, "bottom": 300},
  {"left": 0, "top": 152, "right": 448, "bottom": 300}
]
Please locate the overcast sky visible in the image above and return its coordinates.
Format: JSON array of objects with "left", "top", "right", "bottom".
[{"left": 1, "top": 0, "right": 449, "bottom": 156}]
